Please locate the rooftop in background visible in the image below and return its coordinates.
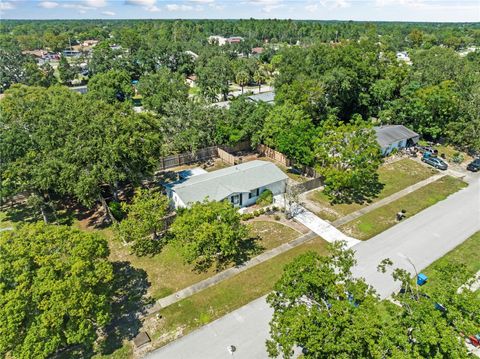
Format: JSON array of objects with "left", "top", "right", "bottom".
[
  {"left": 168, "top": 160, "right": 288, "bottom": 205},
  {"left": 247, "top": 91, "right": 275, "bottom": 104},
  {"left": 374, "top": 125, "right": 419, "bottom": 148}
]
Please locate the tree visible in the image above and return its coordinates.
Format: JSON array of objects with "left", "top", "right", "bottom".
[
  {"left": 377, "top": 259, "right": 479, "bottom": 358},
  {"left": 58, "top": 55, "right": 77, "bottom": 85},
  {"left": 267, "top": 243, "right": 400, "bottom": 358},
  {"left": 137, "top": 68, "right": 189, "bottom": 115},
  {"left": 170, "top": 200, "right": 250, "bottom": 271},
  {"left": 0, "top": 223, "right": 113, "bottom": 359},
  {"left": 0, "top": 42, "right": 28, "bottom": 92},
  {"left": 314, "top": 116, "right": 382, "bottom": 203},
  {"left": 267, "top": 243, "right": 480, "bottom": 359},
  {"left": 196, "top": 55, "right": 233, "bottom": 102},
  {"left": 87, "top": 69, "right": 134, "bottom": 104},
  {"left": 0, "top": 85, "right": 80, "bottom": 222},
  {"left": 253, "top": 69, "right": 266, "bottom": 92},
  {"left": 235, "top": 70, "right": 249, "bottom": 94},
  {"left": 115, "top": 188, "right": 170, "bottom": 256},
  {"left": 261, "top": 103, "right": 315, "bottom": 166}
]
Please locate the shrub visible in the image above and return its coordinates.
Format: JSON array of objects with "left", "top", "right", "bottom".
[
  {"left": 256, "top": 189, "right": 273, "bottom": 206},
  {"left": 259, "top": 208, "right": 265, "bottom": 215},
  {"left": 254, "top": 210, "right": 261, "bottom": 217},
  {"left": 109, "top": 201, "right": 125, "bottom": 220},
  {"left": 272, "top": 206, "right": 279, "bottom": 211},
  {"left": 452, "top": 152, "right": 464, "bottom": 164},
  {"left": 274, "top": 215, "right": 281, "bottom": 221},
  {"left": 241, "top": 213, "right": 254, "bottom": 221}
]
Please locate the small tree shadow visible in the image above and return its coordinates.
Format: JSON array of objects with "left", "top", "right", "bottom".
[
  {"left": 98, "top": 261, "right": 153, "bottom": 355},
  {"left": 329, "top": 175, "right": 385, "bottom": 205},
  {"left": 233, "top": 236, "right": 264, "bottom": 266}
]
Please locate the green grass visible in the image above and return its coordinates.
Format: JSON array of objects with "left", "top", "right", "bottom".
[
  {"left": 422, "top": 231, "right": 480, "bottom": 292},
  {"left": 106, "top": 220, "right": 301, "bottom": 300},
  {"left": 0, "top": 211, "right": 14, "bottom": 229},
  {"left": 308, "top": 159, "right": 437, "bottom": 222},
  {"left": 99, "top": 235, "right": 328, "bottom": 358},
  {"left": 339, "top": 176, "right": 467, "bottom": 240}
]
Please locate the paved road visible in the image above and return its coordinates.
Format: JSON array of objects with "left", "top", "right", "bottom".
[{"left": 145, "top": 174, "right": 480, "bottom": 359}]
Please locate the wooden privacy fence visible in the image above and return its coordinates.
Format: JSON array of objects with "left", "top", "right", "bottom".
[
  {"left": 290, "top": 177, "right": 324, "bottom": 194},
  {"left": 257, "top": 144, "right": 291, "bottom": 167},
  {"left": 158, "top": 146, "right": 218, "bottom": 170},
  {"left": 217, "top": 147, "right": 236, "bottom": 165}
]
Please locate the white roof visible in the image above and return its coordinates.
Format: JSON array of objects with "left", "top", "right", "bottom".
[{"left": 170, "top": 160, "right": 287, "bottom": 205}]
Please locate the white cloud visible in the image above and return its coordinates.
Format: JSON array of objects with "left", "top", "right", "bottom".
[
  {"left": 125, "top": 0, "right": 160, "bottom": 11},
  {"left": 62, "top": 3, "right": 94, "bottom": 11},
  {"left": 166, "top": 3, "right": 194, "bottom": 11},
  {"left": 39, "top": 1, "right": 59, "bottom": 8},
  {"left": 125, "top": 0, "right": 156, "bottom": 5},
  {"left": 0, "top": 1, "right": 15, "bottom": 10},
  {"left": 190, "top": 0, "right": 214, "bottom": 3},
  {"left": 101, "top": 10, "right": 115, "bottom": 15},
  {"left": 83, "top": 0, "right": 107, "bottom": 7},
  {"left": 248, "top": 0, "right": 285, "bottom": 12}
]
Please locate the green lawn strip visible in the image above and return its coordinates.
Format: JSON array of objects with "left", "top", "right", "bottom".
[
  {"left": 422, "top": 231, "right": 480, "bottom": 292},
  {"left": 140, "top": 236, "right": 328, "bottom": 355},
  {"left": 339, "top": 176, "right": 467, "bottom": 240},
  {"left": 308, "top": 158, "right": 437, "bottom": 221},
  {"left": 106, "top": 220, "right": 301, "bottom": 300}
]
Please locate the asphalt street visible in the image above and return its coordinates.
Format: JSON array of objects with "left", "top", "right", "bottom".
[{"left": 145, "top": 174, "right": 480, "bottom": 359}]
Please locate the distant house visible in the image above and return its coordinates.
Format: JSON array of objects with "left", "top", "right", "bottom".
[
  {"left": 167, "top": 160, "right": 288, "bottom": 209},
  {"left": 208, "top": 35, "right": 227, "bottom": 46},
  {"left": 247, "top": 91, "right": 275, "bottom": 104},
  {"left": 227, "top": 36, "right": 243, "bottom": 44},
  {"left": 185, "top": 50, "right": 199, "bottom": 60},
  {"left": 69, "top": 85, "right": 88, "bottom": 94},
  {"left": 374, "top": 125, "right": 419, "bottom": 155},
  {"left": 251, "top": 47, "right": 264, "bottom": 55},
  {"left": 62, "top": 49, "right": 81, "bottom": 57},
  {"left": 396, "top": 51, "right": 412, "bottom": 65}
]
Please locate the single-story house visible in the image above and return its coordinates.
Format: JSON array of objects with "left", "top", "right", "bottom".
[
  {"left": 374, "top": 125, "right": 419, "bottom": 155},
  {"left": 167, "top": 160, "right": 288, "bottom": 209}
]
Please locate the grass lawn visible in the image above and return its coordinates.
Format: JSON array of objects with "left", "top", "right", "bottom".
[
  {"left": 339, "top": 176, "right": 467, "bottom": 240},
  {"left": 0, "top": 211, "right": 14, "bottom": 229},
  {"left": 422, "top": 231, "right": 480, "bottom": 292},
  {"left": 308, "top": 158, "right": 437, "bottom": 222},
  {"left": 105, "top": 220, "right": 300, "bottom": 300},
  {"left": 99, "top": 235, "right": 328, "bottom": 358}
]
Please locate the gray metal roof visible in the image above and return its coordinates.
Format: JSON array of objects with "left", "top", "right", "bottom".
[
  {"left": 171, "top": 160, "right": 288, "bottom": 205},
  {"left": 374, "top": 125, "right": 419, "bottom": 148},
  {"left": 247, "top": 91, "right": 275, "bottom": 103}
]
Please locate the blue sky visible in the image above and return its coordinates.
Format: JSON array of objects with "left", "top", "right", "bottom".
[{"left": 1, "top": 0, "right": 479, "bottom": 22}]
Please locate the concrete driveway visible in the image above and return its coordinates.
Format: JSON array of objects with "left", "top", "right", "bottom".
[{"left": 144, "top": 174, "right": 480, "bottom": 359}]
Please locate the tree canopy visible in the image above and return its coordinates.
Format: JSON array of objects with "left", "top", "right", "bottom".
[
  {"left": 267, "top": 242, "right": 480, "bottom": 359},
  {"left": 0, "top": 223, "right": 113, "bottom": 359},
  {"left": 170, "top": 200, "right": 250, "bottom": 271}
]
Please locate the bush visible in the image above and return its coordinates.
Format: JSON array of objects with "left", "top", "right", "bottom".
[
  {"left": 452, "top": 152, "right": 464, "bottom": 164},
  {"left": 272, "top": 206, "right": 279, "bottom": 211},
  {"left": 259, "top": 208, "right": 265, "bottom": 215},
  {"left": 256, "top": 189, "right": 273, "bottom": 206},
  {"left": 274, "top": 214, "right": 281, "bottom": 220},
  {"left": 109, "top": 201, "right": 125, "bottom": 220},
  {"left": 254, "top": 210, "right": 261, "bottom": 217},
  {"left": 241, "top": 213, "right": 254, "bottom": 221}
]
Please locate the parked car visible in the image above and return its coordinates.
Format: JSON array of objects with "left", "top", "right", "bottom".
[
  {"left": 422, "top": 155, "right": 448, "bottom": 170},
  {"left": 466, "top": 158, "right": 480, "bottom": 172}
]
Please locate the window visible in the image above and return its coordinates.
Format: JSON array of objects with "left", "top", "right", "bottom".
[
  {"left": 249, "top": 188, "right": 260, "bottom": 199},
  {"left": 231, "top": 194, "right": 240, "bottom": 204}
]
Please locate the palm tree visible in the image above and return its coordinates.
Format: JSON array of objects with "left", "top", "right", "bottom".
[
  {"left": 253, "top": 69, "right": 265, "bottom": 93},
  {"left": 235, "top": 71, "right": 249, "bottom": 94}
]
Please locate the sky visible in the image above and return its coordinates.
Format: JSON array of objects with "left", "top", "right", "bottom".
[{"left": 0, "top": 0, "right": 479, "bottom": 22}]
